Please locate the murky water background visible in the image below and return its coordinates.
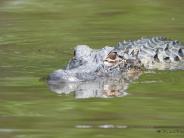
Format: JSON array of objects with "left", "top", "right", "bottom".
[{"left": 0, "top": 0, "right": 184, "bottom": 138}]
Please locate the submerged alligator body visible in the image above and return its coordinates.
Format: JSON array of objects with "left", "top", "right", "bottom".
[{"left": 48, "top": 37, "right": 184, "bottom": 83}]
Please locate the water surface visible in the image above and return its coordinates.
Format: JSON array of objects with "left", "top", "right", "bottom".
[{"left": 0, "top": 0, "right": 184, "bottom": 138}]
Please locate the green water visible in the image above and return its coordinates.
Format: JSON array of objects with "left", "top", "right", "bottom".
[{"left": 0, "top": 0, "right": 184, "bottom": 137}]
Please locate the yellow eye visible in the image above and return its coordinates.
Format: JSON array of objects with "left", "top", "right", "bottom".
[{"left": 108, "top": 52, "right": 117, "bottom": 60}]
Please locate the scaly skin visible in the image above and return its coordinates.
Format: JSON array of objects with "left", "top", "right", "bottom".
[{"left": 48, "top": 37, "right": 184, "bottom": 83}]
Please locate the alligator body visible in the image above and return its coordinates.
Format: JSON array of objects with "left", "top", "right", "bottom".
[{"left": 48, "top": 37, "right": 184, "bottom": 83}]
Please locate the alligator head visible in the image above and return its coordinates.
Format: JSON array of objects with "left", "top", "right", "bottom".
[{"left": 48, "top": 44, "right": 142, "bottom": 83}]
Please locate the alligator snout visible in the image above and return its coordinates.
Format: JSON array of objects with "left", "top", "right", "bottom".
[{"left": 48, "top": 69, "right": 79, "bottom": 83}]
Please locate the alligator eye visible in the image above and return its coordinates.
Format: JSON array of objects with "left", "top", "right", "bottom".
[{"left": 108, "top": 52, "right": 117, "bottom": 60}]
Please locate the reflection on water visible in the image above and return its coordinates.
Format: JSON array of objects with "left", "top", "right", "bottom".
[
  {"left": 76, "top": 124, "right": 128, "bottom": 129},
  {"left": 75, "top": 124, "right": 184, "bottom": 129},
  {"left": 48, "top": 71, "right": 142, "bottom": 99}
]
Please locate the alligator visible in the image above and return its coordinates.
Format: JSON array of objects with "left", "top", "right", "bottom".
[
  {"left": 48, "top": 37, "right": 184, "bottom": 83},
  {"left": 47, "top": 36, "right": 184, "bottom": 98}
]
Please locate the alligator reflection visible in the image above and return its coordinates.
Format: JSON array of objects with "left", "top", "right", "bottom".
[{"left": 48, "top": 72, "right": 142, "bottom": 99}]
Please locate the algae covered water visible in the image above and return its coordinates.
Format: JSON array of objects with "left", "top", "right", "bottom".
[{"left": 0, "top": 0, "right": 184, "bottom": 138}]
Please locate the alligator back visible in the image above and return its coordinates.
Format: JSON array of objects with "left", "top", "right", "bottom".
[{"left": 114, "top": 37, "right": 184, "bottom": 70}]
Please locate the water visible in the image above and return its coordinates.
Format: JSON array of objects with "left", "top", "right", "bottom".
[{"left": 0, "top": 0, "right": 184, "bottom": 137}]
